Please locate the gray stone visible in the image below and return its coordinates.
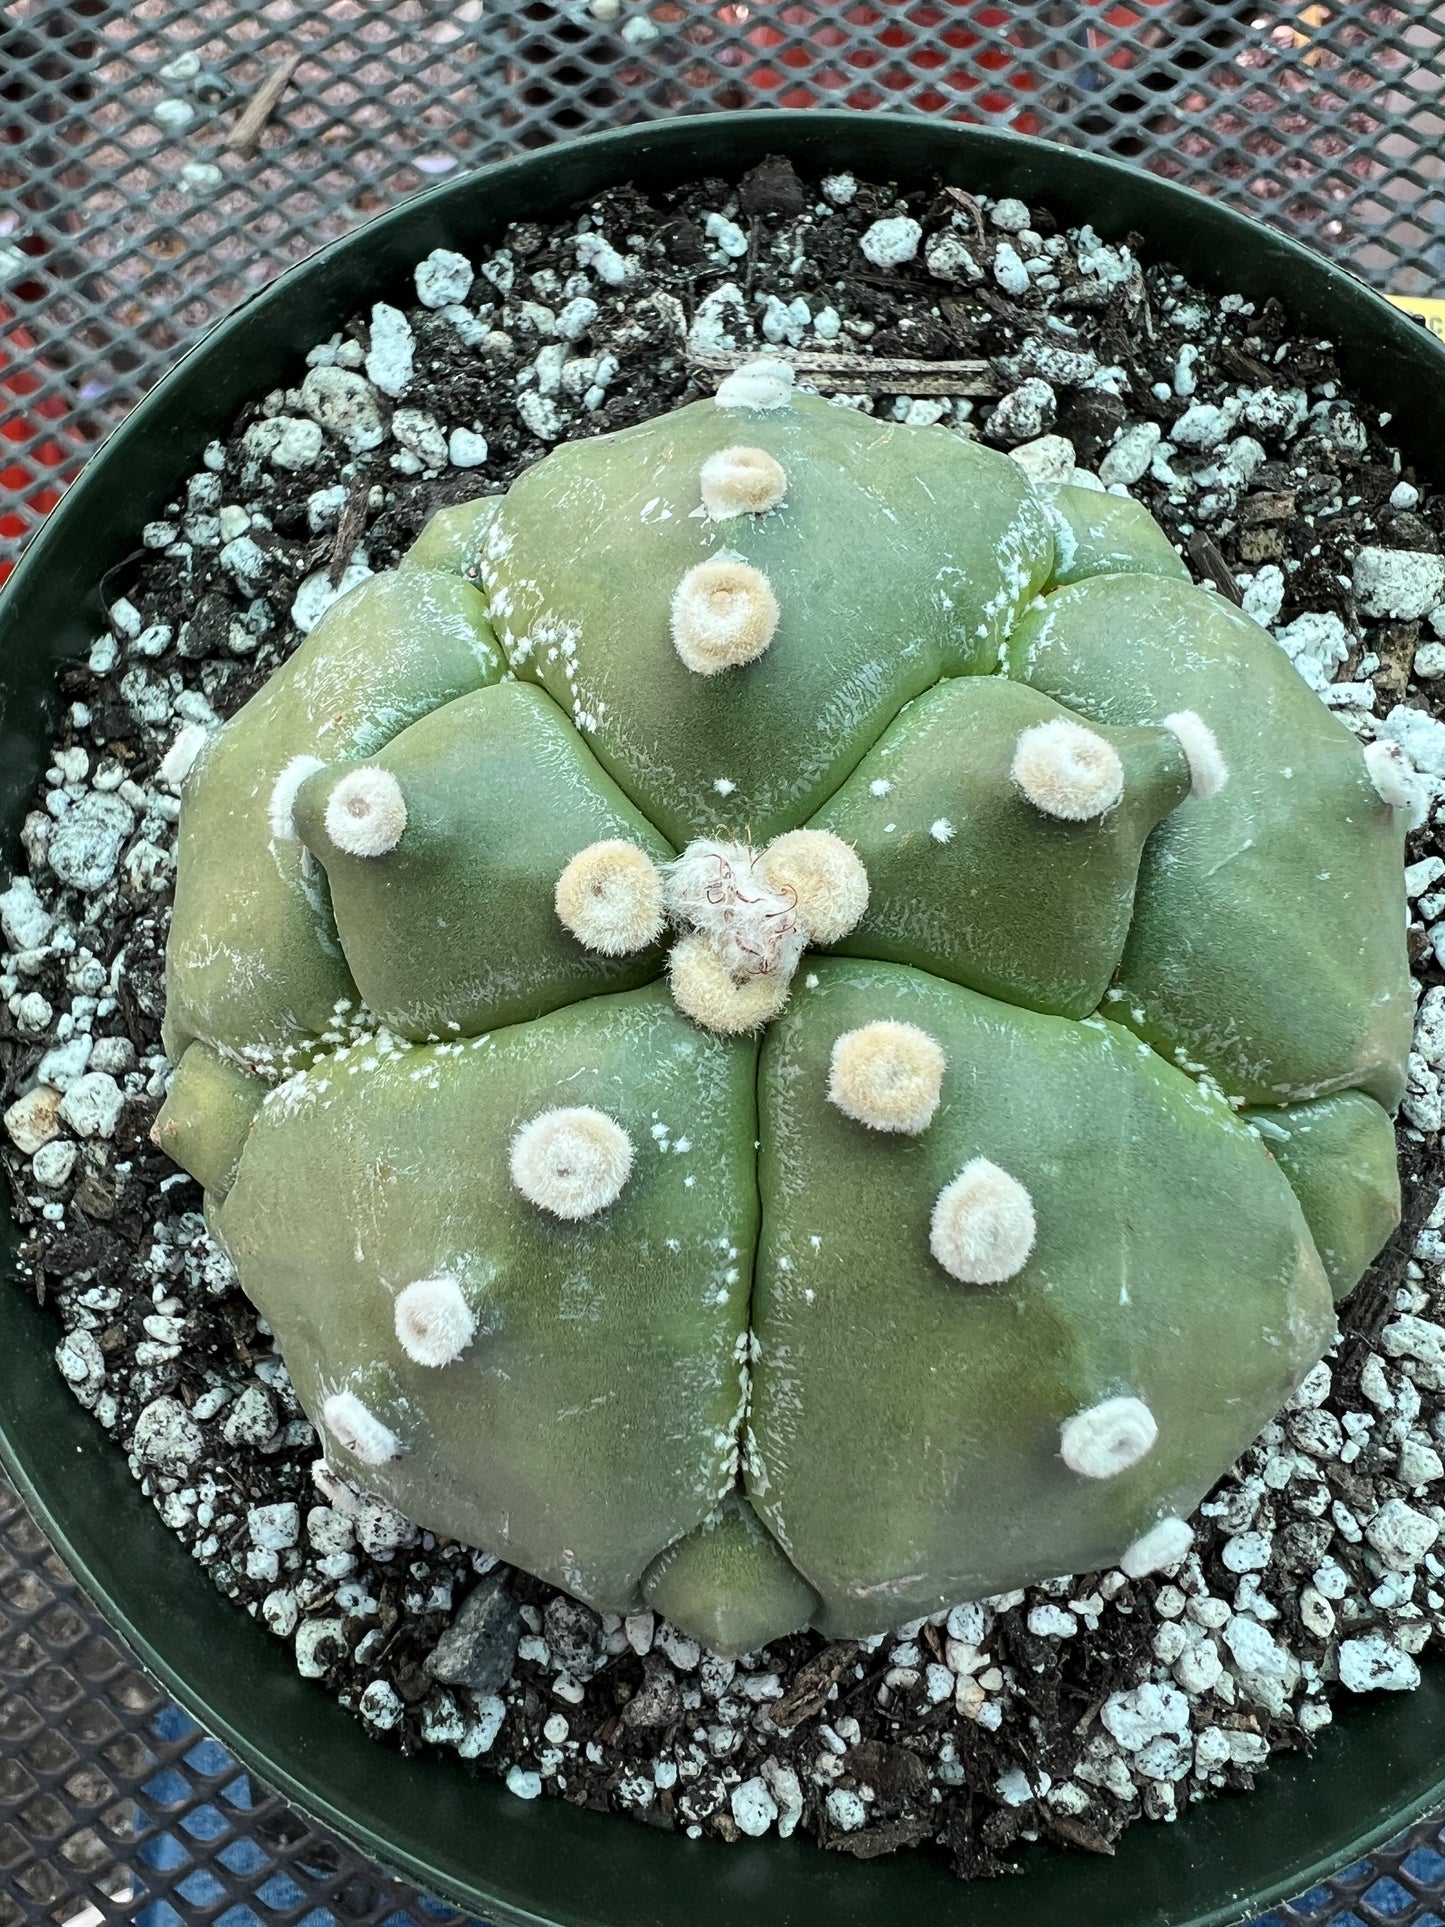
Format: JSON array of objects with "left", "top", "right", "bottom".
[
  {"left": 543, "top": 1595, "right": 602, "bottom": 1677},
  {"left": 425, "top": 1571, "right": 523, "bottom": 1693},
  {"left": 621, "top": 1651, "right": 683, "bottom": 1729},
  {"left": 47, "top": 793, "right": 133, "bottom": 891},
  {"left": 299, "top": 366, "right": 385, "bottom": 454},
  {"left": 132, "top": 1396, "right": 204, "bottom": 1470}
]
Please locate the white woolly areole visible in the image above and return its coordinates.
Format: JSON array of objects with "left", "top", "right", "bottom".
[
  {"left": 929, "top": 1157, "right": 1036, "bottom": 1283},
  {"left": 668, "top": 933, "right": 791, "bottom": 1035},
  {"left": 1162, "top": 710, "right": 1229, "bottom": 800},
  {"left": 1010, "top": 718, "right": 1124, "bottom": 822},
  {"left": 324, "top": 766, "right": 408, "bottom": 856},
  {"left": 554, "top": 840, "right": 665, "bottom": 955},
  {"left": 715, "top": 357, "right": 795, "bottom": 411},
  {"left": 700, "top": 444, "right": 788, "bottom": 521},
  {"left": 394, "top": 1276, "right": 477, "bottom": 1367},
  {"left": 1060, "top": 1395, "right": 1159, "bottom": 1480},
  {"left": 509, "top": 1106, "right": 633, "bottom": 1219},
  {"left": 268, "top": 754, "right": 326, "bottom": 843},
  {"left": 671, "top": 555, "right": 780, "bottom": 675},
  {"left": 321, "top": 1390, "right": 401, "bottom": 1466},
  {"left": 1364, "top": 739, "right": 1417, "bottom": 813},
  {"left": 828, "top": 1020, "right": 945, "bottom": 1135},
  {"left": 1120, "top": 1515, "right": 1195, "bottom": 1579},
  {"left": 665, "top": 838, "right": 804, "bottom": 982},
  {"left": 760, "top": 830, "right": 870, "bottom": 945}
]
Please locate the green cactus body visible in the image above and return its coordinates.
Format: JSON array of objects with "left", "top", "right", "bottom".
[
  {"left": 216, "top": 986, "right": 759, "bottom": 1610},
  {"left": 164, "top": 569, "right": 504, "bottom": 1074},
  {"left": 480, "top": 394, "right": 1056, "bottom": 845},
  {"left": 1245, "top": 1091, "right": 1402, "bottom": 1301},
  {"left": 160, "top": 362, "right": 1407, "bottom": 1653},
  {"left": 401, "top": 497, "right": 501, "bottom": 577},
  {"left": 290, "top": 683, "right": 673, "bottom": 1041},
  {"left": 811, "top": 676, "right": 1191, "bottom": 1018},
  {"left": 1046, "top": 484, "right": 1192, "bottom": 588},
  {"left": 751, "top": 960, "right": 1333, "bottom": 1634},
  {"left": 1003, "top": 574, "right": 1412, "bottom": 1108}
]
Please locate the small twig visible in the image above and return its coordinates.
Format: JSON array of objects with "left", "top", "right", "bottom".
[
  {"left": 1186, "top": 530, "right": 1243, "bottom": 606},
  {"left": 329, "top": 474, "right": 371, "bottom": 587},
  {"left": 690, "top": 350, "right": 998, "bottom": 398},
  {"left": 224, "top": 50, "right": 302, "bottom": 155},
  {"left": 944, "top": 184, "right": 988, "bottom": 253}
]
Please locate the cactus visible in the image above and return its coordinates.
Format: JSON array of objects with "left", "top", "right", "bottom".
[{"left": 157, "top": 359, "right": 1408, "bottom": 1655}]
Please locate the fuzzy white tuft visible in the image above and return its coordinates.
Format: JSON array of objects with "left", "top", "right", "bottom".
[
  {"left": 1163, "top": 710, "right": 1228, "bottom": 800},
  {"left": 555, "top": 840, "right": 665, "bottom": 955},
  {"left": 760, "top": 830, "right": 869, "bottom": 946},
  {"left": 667, "top": 933, "right": 792, "bottom": 1035},
  {"left": 394, "top": 1275, "right": 477, "bottom": 1367},
  {"left": 715, "top": 357, "right": 795, "bottom": 411},
  {"left": 671, "top": 556, "right": 780, "bottom": 675},
  {"left": 701, "top": 444, "right": 788, "bottom": 521},
  {"left": 1364, "top": 739, "right": 1418, "bottom": 814},
  {"left": 1060, "top": 1395, "right": 1159, "bottom": 1480},
  {"left": 1120, "top": 1515, "right": 1194, "bottom": 1579},
  {"left": 321, "top": 1390, "right": 401, "bottom": 1466},
  {"left": 510, "top": 1106, "right": 634, "bottom": 1219},
  {"left": 665, "top": 838, "right": 803, "bottom": 982},
  {"left": 828, "top": 1020, "right": 945, "bottom": 1135},
  {"left": 324, "top": 766, "right": 408, "bottom": 856},
  {"left": 1011, "top": 719, "right": 1124, "bottom": 822},
  {"left": 929, "top": 1157, "right": 1036, "bottom": 1283},
  {"left": 268, "top": 754, "right": 326, "bottom": 843}
]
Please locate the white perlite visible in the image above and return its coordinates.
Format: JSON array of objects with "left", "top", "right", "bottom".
[
  {"left": 414, "top": 247, "right": 475, "bottom": 309},
  {"left": 859, "top": 216, "right": 922, "bottom": 268},
  {"left": 1353, "top": 545, "right": 1445, "bottom": 620},
  {"left": 365, "top": 302, "right": 415, "bottom": 397}
]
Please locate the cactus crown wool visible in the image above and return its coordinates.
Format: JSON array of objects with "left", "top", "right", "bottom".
[{"left": 155, "top": 362, "right": 1408, "bottom": 1653}]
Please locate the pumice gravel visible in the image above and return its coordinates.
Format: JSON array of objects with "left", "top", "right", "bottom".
[{"left": 4, "top": 155, "right": 1445, "bottom": 1881}]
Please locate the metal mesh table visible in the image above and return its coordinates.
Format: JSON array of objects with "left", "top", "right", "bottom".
[{"left": 4, "top": 2, "right": 1445, "bottom": 1919}]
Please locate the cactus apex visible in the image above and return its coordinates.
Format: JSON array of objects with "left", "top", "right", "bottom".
[
  {"left": 1162, "top": 709, "right": 1229, "bottom": 800},
  {"left": 761, "top": 829, "right": 869, "bottom": 945},
  {"left": 1363, "top": 738, "right": 1417, "bottom": 814},
  {"left": 322, "top": 1389, "right": 402, "bottom": 1466},
  {"left": 668, "top": 932, "right": 791, "bottom": 1035},
  {"left": 671, "top": 556, "right": 780, "bottom": 675},
  {"left": 714, "top": 357, "right": 795, "bottom": 411},
  {"left": 1060, "top": 1395, "right": 1159, "bottom": 1480},
  {"left": 554, "top": 839, "right": 665, "bottom": 956},
  {"left": 509, "top": 1105, "right": 634, "bottom": 1219},
  {"left": 323, "top": 766, "right": 408, "bottom": 857},
  {"left": 1120, "top": 1514, "right": 1195, "bottom": 1578},
  {"left": 1010, "top": 717, "right": 1125, "bottom": 822},
  {"left": 394, "top": 1275, "right": 477, "bottom": 1367},
  {"left": 700, "top": 444, "right": 788, "bottom": 521},
  {"left": 828, "top": 1019, "right": 946, "bottom": 1135},
  {"left": 267, "top": 753, "right": 326, "bottom": 843},
  {"left": 929, "top": 1157, "right": 1037, "bottom": 1283},
  {"left": 665, "top": 839, "right": 803, "bottom": 982}
]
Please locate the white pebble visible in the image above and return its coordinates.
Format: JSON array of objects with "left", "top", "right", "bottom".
[
  {"left": 992, "top": 241, "right": 1031, "bottom": 296},
  {"left": 1354, "top": 547, "right": 1445, "bottom": 621},
  {"left": 366, "top": 302, "right": 415, "bottom": 397},
  {"left": 859, "top": 216, "right": 922, "bottom": 268},
  {"left": 1338, "top": 1633, "right": 1421, "bottom": 1693},
  {"left": 730, "top": 1777, "right": 779, "bottom": 1837},
  {"left": 414, "top": 247, "right": 475, "bottom": 309},
  {"left": 57, "top": 1072, "right": 123, "bottom": 1140}
]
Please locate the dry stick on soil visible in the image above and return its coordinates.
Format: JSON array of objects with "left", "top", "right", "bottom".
[
  {"left": 690, "top": 350, "right": 999, "bottom": 397},
  {"left": 224, "top": 51, "right": 302, "bottom": 156}
]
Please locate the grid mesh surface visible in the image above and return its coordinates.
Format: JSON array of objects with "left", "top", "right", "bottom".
[
  {"left": 4, "top": 0, "right": 1445, "bottom": 583},
  {"left": 5, "top": 2, "right": 1445, "bottom": 1919}
]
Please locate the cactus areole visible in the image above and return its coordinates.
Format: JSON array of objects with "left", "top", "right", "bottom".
[{"left": 155, "top": 360, "right": 1408, "bottom": 1656}]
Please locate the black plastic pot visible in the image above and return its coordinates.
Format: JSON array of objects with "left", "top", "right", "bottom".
[{"left": 2, "top": 110, "right": 1443, "bottom": 1927}]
